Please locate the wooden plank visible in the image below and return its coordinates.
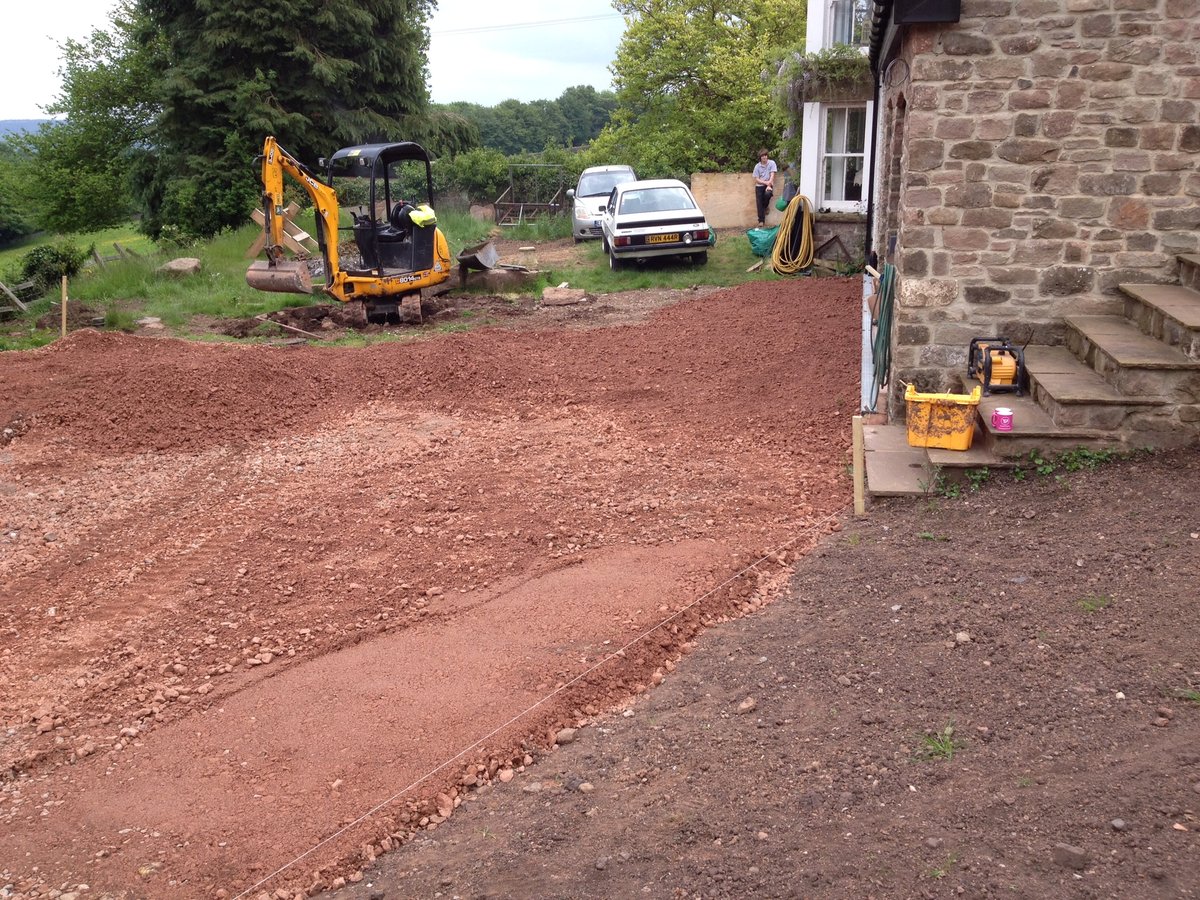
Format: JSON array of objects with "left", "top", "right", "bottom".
[
  {"left": 92, "top": 248, "right": 106, "bottom": 268},
  {"left": 281, "top": 232, "right": 309, "bottom": 255},
  {"left": 0, "top": 280, "right": 29, "bottom": 312},
  {"left": 245, "top": 233, "right": 267, "bottom": 258},
  {"left": 852, "top": 415, "right": 866, "bottom": 516}
]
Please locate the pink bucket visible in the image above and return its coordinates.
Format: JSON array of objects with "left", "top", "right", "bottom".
[{"left": 991, "top": 407, "right": 1014, "bottom": 431}]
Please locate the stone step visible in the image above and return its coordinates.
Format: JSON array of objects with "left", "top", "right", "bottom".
[
  {"left": 1065, "top": 315, "right": 1200, "bottom": 400},
  {"left": 862, "top": 424, "right": 930, "bottom": 497},
  {"left": 863, "top": 424, "right": 1011, "bottom": 498},
  {"left": 973, "top": 393, "right": 1120, "bottom": 459},
  {"left": 1119, "top": 282, "right": 1200, "bottom": 360},
  {"left": 1024, "top": 345, "right": 1168, "bottom": 429},
  {"left": 1180, "top": 253, "right": 1200, "bottom": 292}
]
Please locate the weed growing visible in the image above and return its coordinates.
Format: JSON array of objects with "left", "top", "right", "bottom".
[
  {"left": 1076, "top": 594, "right": 1112, "bottom": 614},
  {"left": 917, "top": 723, "right": 963, "bottom": 761},
  {"left": 930, "top": 853, "right": 960, "bottom": 879}
]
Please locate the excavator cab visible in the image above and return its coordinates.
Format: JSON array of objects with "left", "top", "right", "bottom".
[
  {"left": 327, "top": 142, "right": 438, "bottom": 277},
  {"left": 246, "top": 136, "right": 451, "bottom": 325}
]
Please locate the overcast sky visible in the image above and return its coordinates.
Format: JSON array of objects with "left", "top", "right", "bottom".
[{"left": 0, "top": 0, "right": 626, "bottom": 120}]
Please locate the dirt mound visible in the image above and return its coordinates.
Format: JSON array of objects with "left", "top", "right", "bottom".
[{"left": 0, "top": 278, "right": 861, "bottom": 897}]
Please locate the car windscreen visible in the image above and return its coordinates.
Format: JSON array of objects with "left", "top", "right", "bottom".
[
  {"left": 577, "top": 170, "right": 636, "bottom": 197},
  {"left": 617, "top": 187, "right": 695, "bottom": 215}
]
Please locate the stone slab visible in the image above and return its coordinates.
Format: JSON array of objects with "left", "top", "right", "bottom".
[
  {"left": 1119, "top": 284, "right": 1200, "bottom": 329},
  {"left": 863, "top": 423, "right": 913, "bottom": 452},
  {"left": 926, "top": 443, "right": 1013, "bottom": 469},
  {"left": 1025, "top": 346, "right": 1165, "bottom": 405},
  {"left": 1066, "top": 316, "right": 1200, "bottom": 369},
  {"left": 863, "top": 424, "right": 929, "bottom": 496},
  {"left": 864, "top": 448, "right": 930, "bottom": 497}
]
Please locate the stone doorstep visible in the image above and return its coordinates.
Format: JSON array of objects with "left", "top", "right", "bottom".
[
  {"left": 863, "top": 424, "right": 928, "bottom": 496},
  {"left": 863, "top": 424, "right": 1005, "bottom": 498}
]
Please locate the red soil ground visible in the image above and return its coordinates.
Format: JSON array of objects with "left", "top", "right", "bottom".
[{"left": 0, "top": 277, "right": 861, "bottom": 898}]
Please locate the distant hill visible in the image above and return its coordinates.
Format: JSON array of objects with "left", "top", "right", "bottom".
[{"left": 0, "top": 119, "right": 51, "bottom": 135}]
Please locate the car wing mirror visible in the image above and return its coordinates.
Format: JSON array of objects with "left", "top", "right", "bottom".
[
  {"left": 599, "top": 204, "right": 607, "bottom": 213},
  {"left": 566, "top": 188, "right": 575, "bottom": 199}
]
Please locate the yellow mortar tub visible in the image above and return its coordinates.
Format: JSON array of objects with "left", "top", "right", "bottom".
[{"left": 904, "top": 384, "right": 982, "bottom": 451}]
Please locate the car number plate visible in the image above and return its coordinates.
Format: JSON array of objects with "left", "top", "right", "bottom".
[{"left": 647, "top": 233, "right": 678, "bottom": 244}]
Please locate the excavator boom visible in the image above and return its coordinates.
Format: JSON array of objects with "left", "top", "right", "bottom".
[{"left": 246, "top": 137, "right": 341, "bottom": 296}]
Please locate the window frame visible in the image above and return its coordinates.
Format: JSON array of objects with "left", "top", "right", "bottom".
[{"left": 818, "top": 103, "right": 869, "bottom": 212}]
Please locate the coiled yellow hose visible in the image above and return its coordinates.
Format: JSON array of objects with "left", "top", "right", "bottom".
[{"left": 770, "top": 194, "right": 815, "bottom": 275}]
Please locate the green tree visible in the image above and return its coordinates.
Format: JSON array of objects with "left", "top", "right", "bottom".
[
  {"left": 557, "top": 85, "right": 618, "bottom": 146},
  {"left": 11, "top": 1, "right": 158, "bottom": 234},
  {"left": 133, "top": 0, "right": 439, "bottom": 238},
  {"left": 0, "top": 144, "right": 35, "bottom": 243},
  {"left": 592, "top": 0, "right": 806, "bottom": 179}
]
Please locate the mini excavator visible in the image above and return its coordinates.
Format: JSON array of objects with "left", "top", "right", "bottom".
[{"left": 246, "top": 136, "right": 451, "bottom": 324}]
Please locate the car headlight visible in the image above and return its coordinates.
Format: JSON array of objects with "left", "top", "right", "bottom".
[{"left": 575, "top": 205, "right": 589, "bottom": 217}]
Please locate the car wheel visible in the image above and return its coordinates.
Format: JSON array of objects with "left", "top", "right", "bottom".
[
  {"left": 609, "top": 249, "right": 624, "bottom": 271},
  {"left": 601, "top": 235, "right": 610, "bottom": 253},
  {"left": 691, "top": 251, "right": 708, "bottom": 266},
  {"left": 573, "top": 236, "right": 582, "bottom": 245}
]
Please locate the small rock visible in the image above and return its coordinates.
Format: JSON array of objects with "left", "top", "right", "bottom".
[
  {"left": 498, "top": 768, "right": 514, "bottom": 783},
  {"left": 737, "top": 697, "right": 757, "bottom": 714},
  {"left": 542, "top": 286, "right": 588, "bottom": 306},
  {"left": 837, "top": 675, "right": 852, "bottom": 687},
  {"left": 1111, "top": 819, "right": 1127, "bottom": 832},
  {"left": 595, "top": 857, "right": 608, "bottom": 871},
  {"left": 555, "top": 727, "right": 577, "bottom": 745},
  {"left": 1051, "top": 842, "right": 1089, "bottom": 871},
  {"left": 926, "top": 837, "right": 943, "bottom": 849},
  {"left": 955, "top": 631, "right": 972, "bottom": 644},
  {"left": 578, "top": 782, "right": 594, "bottom": 793},
  {"left": 157, "top": 258, "right": 202, "bottom": 276}
]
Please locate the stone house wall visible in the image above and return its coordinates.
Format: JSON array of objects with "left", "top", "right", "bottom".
[{"left": 873, "top": 0, "right": 1200, "bottom": 412}]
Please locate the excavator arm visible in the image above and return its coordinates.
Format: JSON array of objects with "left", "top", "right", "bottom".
[{"left": 246, "top": 136, "right": 341, "bottom": 296}]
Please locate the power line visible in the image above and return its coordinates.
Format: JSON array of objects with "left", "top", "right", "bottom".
[{"left": 432, "top": 13, "right": 622, "bottom": 37}]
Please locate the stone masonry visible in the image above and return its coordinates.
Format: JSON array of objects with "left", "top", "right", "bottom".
[{"left": 873, "top": 0, "right": 1200, "bottom": 411}]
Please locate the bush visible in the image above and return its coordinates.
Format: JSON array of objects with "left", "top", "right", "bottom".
[{"left": 18, "top": 239, "right": 94, "bottom": 291}]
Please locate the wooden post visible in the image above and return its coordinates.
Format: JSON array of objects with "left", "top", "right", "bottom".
[
  {"left": 852, "top": 415, "right": 866, "bottom": 516},
  {"left": 60, "top": 276, "right": 68, "bottom": 338}
]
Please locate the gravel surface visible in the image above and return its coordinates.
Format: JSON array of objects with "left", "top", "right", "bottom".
[{"left": 0, "top": 276, "right": 860, "bottom": 898}]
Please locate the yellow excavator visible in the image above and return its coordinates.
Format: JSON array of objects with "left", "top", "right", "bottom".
[{"left": 246, "top": 135, "right": 452, "bottom": 324}]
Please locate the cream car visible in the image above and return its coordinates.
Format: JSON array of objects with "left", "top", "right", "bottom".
[{"left": 599, "top": 179, "right": 712, "bottom": 270}]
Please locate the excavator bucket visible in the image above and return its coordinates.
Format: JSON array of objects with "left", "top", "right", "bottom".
[{"left": 245, "top": 260, "right": 313, "bottom": 294}]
